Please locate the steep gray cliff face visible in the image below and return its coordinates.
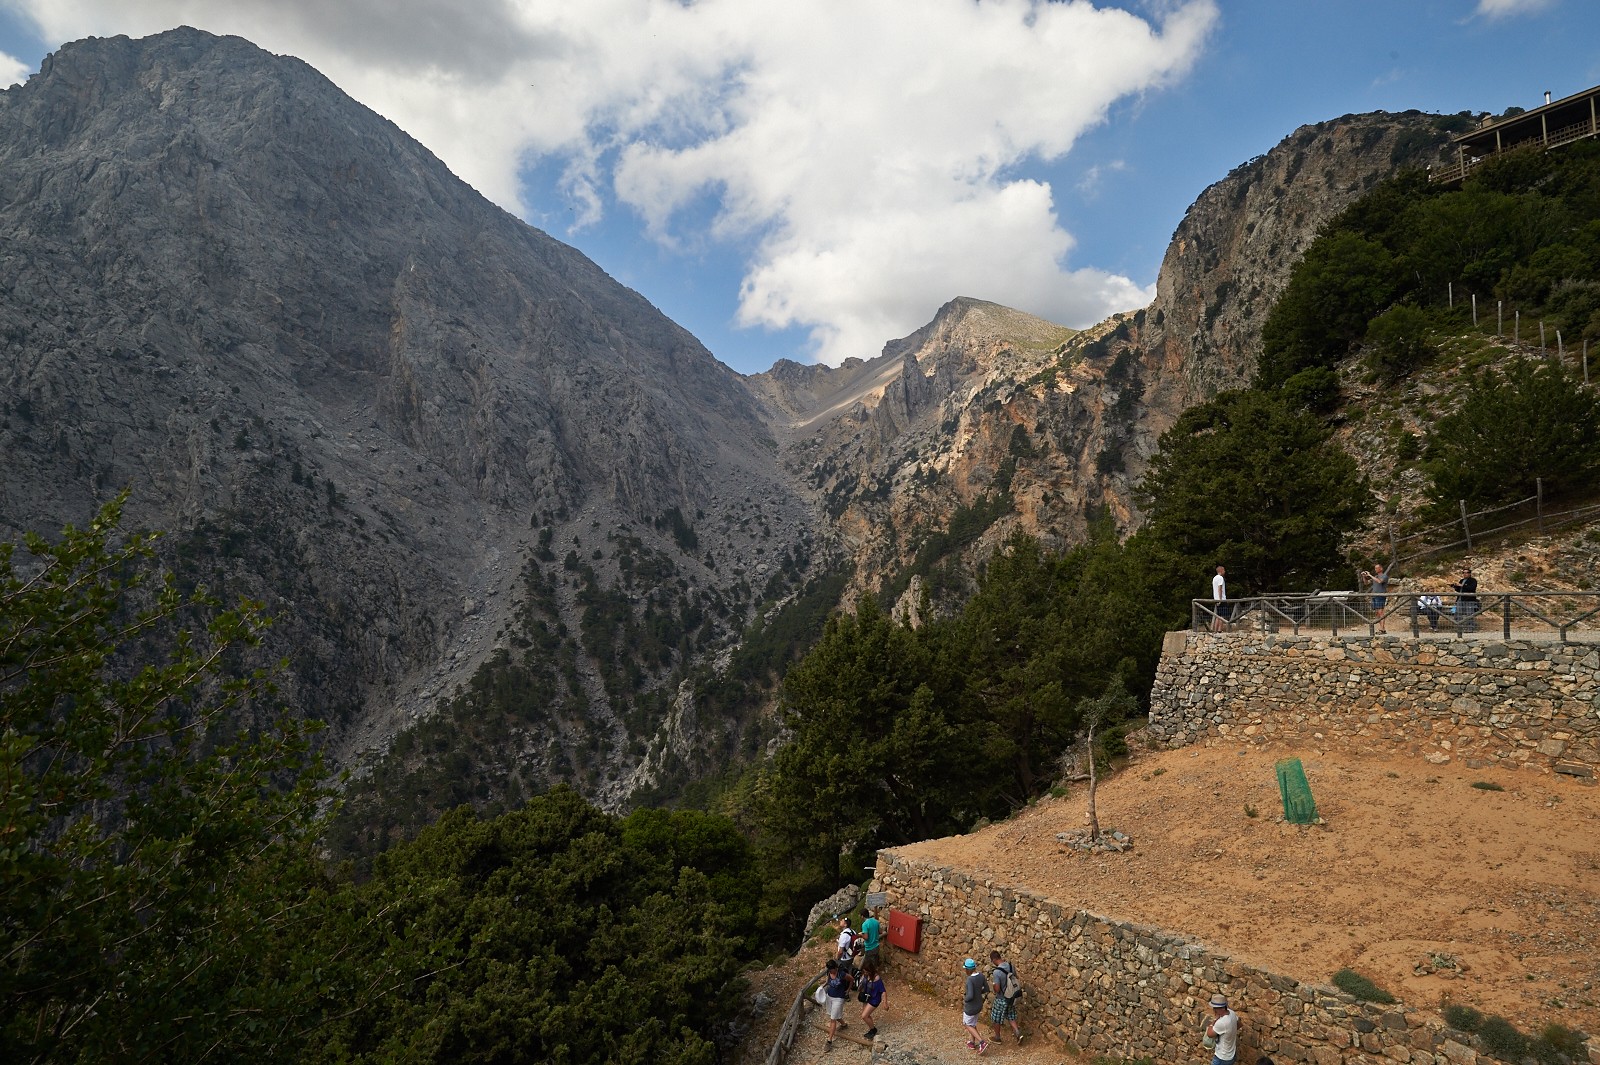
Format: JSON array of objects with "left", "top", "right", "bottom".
[{"left": 0, "top": 28, "right": 818, "bottom": 797}]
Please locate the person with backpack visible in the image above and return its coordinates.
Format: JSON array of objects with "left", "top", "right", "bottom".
[
  {"left": 821, "top": 958, "right": 854, "bottom": 1052},
  {"left": 835, "top": 914, "right": 860, "bottom": 968},
  {"left": 987, "top": 949, "right": 1023, "bottom": 1044},
  {"left": 960, "top": 957, "right": 989, "bottom": 1055},
  {"left": 857, "top": 958, "right": 886, "bottom": 1040}
]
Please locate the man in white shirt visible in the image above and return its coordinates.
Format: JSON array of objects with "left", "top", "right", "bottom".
[
  {"left": 1211, "top": 565, "right": 1228, "bottom": 631},
  {"left": 835, "top": 915, "right": 857, "bottom": 965},
  {"left": 1207, "top": 993, "right": 1239, "bottom": 1065}
]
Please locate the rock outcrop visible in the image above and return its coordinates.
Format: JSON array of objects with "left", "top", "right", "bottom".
[{"left": 0, "top": 28, "right": 817, "bottom": 802}]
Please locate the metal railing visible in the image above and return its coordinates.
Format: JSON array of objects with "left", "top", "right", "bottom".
[{"left": 1193, "top": 591, "right": 1600, "bottom": 641}]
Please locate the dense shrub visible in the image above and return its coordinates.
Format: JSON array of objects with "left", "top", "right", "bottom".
[
  {"left": 1443, "top": 1004, "right": 1485, "bottom": 1032},
  {"left": 1365, "top": 303, "right": 1437, "bottom": 380},
  {"left": 1331, "top": 968, "right": 1397, "bottom": 1003},
  {"left": 1479, "top": 1015, "right": 1530, "bottom": 1062}
]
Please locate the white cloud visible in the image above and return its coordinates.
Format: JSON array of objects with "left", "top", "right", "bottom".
[
  {"left": 0, "top": 51, "right": 29, "bottom": 87},
  {"left": 1473, "top": 0, "right": 1556, "bottom": 18},
  {"left": 13, "top": 0, "right": 1217, "bottom": 364}
]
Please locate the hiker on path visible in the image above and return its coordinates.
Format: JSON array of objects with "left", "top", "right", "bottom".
[
  {"left": 960, "top": 957, "right": 989, "bottom": 1055},
  {"left": 987, "top": 949, "right": 1023, "bottom": 1044},
  {"left": 1206, "top": 993, "right": 1240, "bottom": 1065},
  {"left": 822, "top": 958, "right": 854, "bottom": 1052},
  {"left": 1360, "top": 562, "right": 1394, "bottom": 630},
  {"left": 860, "top": 908, "right": 883, "bottom": 970},
  {"left": 835, "top": 915, "right": 859, "bottom": 968},
  {"left": 858, "top": 958, "right": 886, "bottom": 1040}
]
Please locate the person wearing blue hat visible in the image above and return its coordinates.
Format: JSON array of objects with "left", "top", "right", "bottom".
[{"left": 960, "top": 958, "right": 989, "bottom": 1055}]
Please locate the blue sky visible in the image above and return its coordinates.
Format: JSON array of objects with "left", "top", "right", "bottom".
[{"left": 2, "top": 1, "right": 1597, "bottom": 376}]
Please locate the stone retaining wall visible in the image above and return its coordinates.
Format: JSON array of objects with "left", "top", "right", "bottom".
[
  {"left": 874, "top": 851, "right": 1506, "bottom": 1065},
  {"left": 1147, "top": 632, "right": 1600, "bottom": 775}
]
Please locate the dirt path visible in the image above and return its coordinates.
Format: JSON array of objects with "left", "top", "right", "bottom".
[{"left": 734, "top": 943, "right": 1076, "bottom": 1065}]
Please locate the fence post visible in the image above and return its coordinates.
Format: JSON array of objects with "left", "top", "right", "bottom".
[
  {"left": 1515, "top": 310, "right": 1520, "bottom": 345},
  {"left": 1460, "top": 500, "right": 1472, "bottom": 551},
  {"left": 1472, "top": 292, "right": 1478, "bottom": 326},
  {"left": 1537, "top": 478, "right": 1544, "bottom": 534},
  {"left": 1586, "top": 339, "right": 1591, "bottom": 385},
  {"left": 1558, "top": 330, "right": 1564, "bottom": 365},
  {"left": 1540, "top": 320, "right": 1547, "bottom": 350},
  {"left": 1502, "top": 594, "right": 1511, "bottom": 639},
  {"left": 1448, "top": 282, "right": 1453, "bottom": 308},
  {"left": 1498, "top": 300, "right": 1503, "bottom": 336}
]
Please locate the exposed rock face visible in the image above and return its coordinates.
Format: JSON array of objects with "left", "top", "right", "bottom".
[
  {"left": 755, "top": 115, "right": 1454, "bottom": 610},
  {"left": 0, "top": 28, "right": 817, "bottom": 799},
  {"left": 0, "top": 26, "right": 1461, "bottom": 810}
]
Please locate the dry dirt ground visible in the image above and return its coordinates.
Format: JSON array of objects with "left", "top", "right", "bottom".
[{"left": 735, "top": 739, "right": 1600, "bottom": 1064}]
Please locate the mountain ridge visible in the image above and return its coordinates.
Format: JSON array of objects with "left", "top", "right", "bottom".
[{"left": 0, "top": 26, "right": 1465, "bottom": 815}]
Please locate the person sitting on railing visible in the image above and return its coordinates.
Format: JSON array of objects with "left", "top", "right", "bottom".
[{"left": 1418, "top": 593, "right": 1444, "bottom": 632}]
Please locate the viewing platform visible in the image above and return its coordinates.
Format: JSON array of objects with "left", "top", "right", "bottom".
[
  {"left": 1430, "top": 82, "right": 1600, "bottom": 183},
  {"left": 1194, "top": 589, "right": 1600, "bottom": 642}
]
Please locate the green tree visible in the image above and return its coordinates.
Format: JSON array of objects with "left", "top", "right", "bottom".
[
  {"left": 315, "top": 790, "right": 748, "bottom": 1065},
  {"left": 1135, "top": 390, "right": 1373, "bottom": 597},
  {"left": 1364, "top": 303, "right": 1437, "bottom": 380},
  {"left": 0, "top": 496, "right": 340, "bottom": 1063},
  {"left": 941, "top": 534, "right": 1076, "bottom": 798},
  {"left": 756, "top": 597, "right": 972, "bottom": 906},
  {"left": 1258, "top": 232, "right": 1399, "bottom": 388},
  {"left": 1424, "top": 357, "right": 1600, "bottom": 509}
]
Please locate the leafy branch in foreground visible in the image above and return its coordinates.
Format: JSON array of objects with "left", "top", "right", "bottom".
[{"left": 0, "top": 493, "right": 340, "bottom": 1064}]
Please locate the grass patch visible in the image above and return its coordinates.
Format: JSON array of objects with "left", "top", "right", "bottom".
[
  {"left": 1471, "top": 781, "right": 1506, "bottom": 792},
  {"left": 1443, "top": 1004, "right": 1484, "bottom": 1032},
  {"left": 1244, "top": 804, "right": 1258, "bottom": 818},
  {"left": 1332, "top": 968, "right": 1397, "bottom": 1004}
]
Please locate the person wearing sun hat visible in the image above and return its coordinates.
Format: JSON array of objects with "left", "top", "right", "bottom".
[
  {"left": 1206, "top": 993, "right": 1239, "bottom": 1065},
  {"left": 959, "top": 958, "right": 989, "bottom": 1055}
]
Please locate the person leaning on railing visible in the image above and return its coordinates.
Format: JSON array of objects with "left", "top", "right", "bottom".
[{"left": 1451, "top": 567, "right": 1479, "bottom": 631}]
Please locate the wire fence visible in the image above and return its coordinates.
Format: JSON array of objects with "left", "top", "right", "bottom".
[{"left": 1193, "top": 591, "right": 1600, "bottom": 641}]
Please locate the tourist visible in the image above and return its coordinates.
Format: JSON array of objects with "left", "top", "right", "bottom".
[
  {"left": 822, "top": 958, "right": 853, "bottom": 1051},
  {"left": 835, "top": 914, "right": 859, "bottom": 968},
  {"left": 860, "top": 907, "right": 883, "bottom": 970},
  {"left": 987, "top": 948, "right": 1023, "bottom": 1044},
  {"left": 1359, "top": 562, "right": 1394, "bottom": 631},
  {"left": 1419, "top": 592, "right": 1443, "bottom": 632},
  {"left": 960, "top": 957, "right": 989, "bottom": 1055},
  {"left": 1211, "top": 565, "right": 1229, "bottom": 631},
  {"left": 1452, "top": 567, "right": 1479, "bottom": 631},
  {"left": 858, "top": 958, "right": 886, "bottom": 1040},
  {"left": 1207, "top": 993, "right": 1239, "bottom": 1065}
]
